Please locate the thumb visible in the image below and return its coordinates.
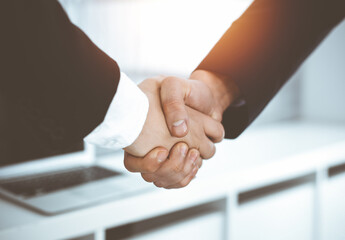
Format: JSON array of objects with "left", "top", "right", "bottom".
[
  {"left": 160, "top": 77, "right": 190, "bottom": 138},
  {"left": 161, "top": 76, "right": 219, "bottom": 138}
]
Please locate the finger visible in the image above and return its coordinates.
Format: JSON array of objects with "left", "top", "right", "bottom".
[
  {"left": 140, "top": 146, "right": 187, "bottom": 183},
  {"left": 173, "top": 148, "right": 199, "bottom": 184},
  {"left": 188, "top": 149, "right": 200, "bottom": 168},
  {"left": 160, "top": 77, "right": 189, "bottom": 138},
  {"left": 141, "top": 147, "right": 192, "bottom": 185},
  {"left": 202, "top": 115, "right": 225, "bottom": 143},
  {"left": 196, "top": 157, "right": 203, "bottom": 169},
  {"left": 198, "top": 136, "right": 216, "bottom": 160},
  {"left": 165, "top": 165, "right": 199, "bottom": 189},
  {"left": 124, "top": 147, "right": 169, "bottom": 173},
  {"left": 140, "top": 149, "right": 195, "bottom": 183},
  {"left": 141, "top": 172, "right": 155, "bottom": 183},
  {"left": 154, "top": 147, "right": 199, "bottom": 188},
  {"left": 152, "top": 142, "right": 189, "bottom": 188}
]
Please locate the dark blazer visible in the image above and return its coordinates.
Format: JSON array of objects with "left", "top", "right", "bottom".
[
  {"left": 197, "top": 0, "right": 345, "bottom": 139},
  {"left": 0, "top": 0, "right": 120, "bottom": 164}
]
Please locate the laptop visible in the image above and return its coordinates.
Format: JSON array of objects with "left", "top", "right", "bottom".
[{"left": 0, "top": 143, "right": 151, "bottom": 215}]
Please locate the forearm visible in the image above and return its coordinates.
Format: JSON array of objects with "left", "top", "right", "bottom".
[
  {"left": 196, "top": 0, "right": 345, "bottom": 138},
  {"left": 2, "top": 0, "right": 121, "bottom": 161},
  {"left": 19, "top": 0, "right": 120, "bottom": 138}
]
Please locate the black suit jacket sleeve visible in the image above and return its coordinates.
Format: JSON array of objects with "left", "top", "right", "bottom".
[
  {"left": 196, "top": 0, "right": 345, "bottom": 139},
  {"left": 1, "top": 0, "right": 120, "bottom": 163}
]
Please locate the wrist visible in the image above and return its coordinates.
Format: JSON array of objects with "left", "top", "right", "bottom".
[{"left": 190, "top": 69, "right": 240, "bottom": 114}]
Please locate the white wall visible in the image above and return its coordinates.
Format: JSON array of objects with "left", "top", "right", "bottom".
[
  {"left": 249, "top": 19, "right": 345, "bottom": 127},
  {"left": 251, "top": 70, "right": 301, "bottom": 127},
  {"left": 60, "top": 0, "right": 252, "bottom": 77},
  {"left": 59, "top": 0, "right": 345, "bottom": 145},
  {"left": 59, "top": 0, "right": 301, "bottom": 129},
  {"left": 300, "top": 20, "right": 345, "bottom": 123}
]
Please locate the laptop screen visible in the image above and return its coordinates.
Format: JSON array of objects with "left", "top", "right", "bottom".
[
  {"left": 0, "top": 92, "right": 86, "bottom": 168},
  {"left": 0, "top": 141, "right": 84, "bottom": 167}
]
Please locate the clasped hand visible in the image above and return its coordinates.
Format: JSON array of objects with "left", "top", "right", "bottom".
[{"left": 124, "top": 70, "right": 232, "bottom": 189}]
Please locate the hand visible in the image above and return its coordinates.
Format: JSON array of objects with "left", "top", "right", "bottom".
[
  {"left": 160, "top": 70, "right": 240, "bottom": 138},
  {"left": 124, "top": 76, "right": 225, "bottom": 159},
  {"left": 124, "top": 143, "right": 203, "bottom": 189},
  {"left": 123, "top": 76, "right": 224, "bottom": 189}
]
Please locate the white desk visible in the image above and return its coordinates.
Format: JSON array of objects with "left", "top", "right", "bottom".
[{"left": 1, "top": 121, "right": 345, "bottom": 240}]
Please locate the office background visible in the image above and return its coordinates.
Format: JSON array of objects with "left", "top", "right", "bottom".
[
  {"left": 1, "top": 1, "right": 342, "bottom": 239},
  {"left": 58, "top": 1, "right": 345, "bottom": 239},
  {"left": 59, "top": 0, "right": 345, "bottom": 153}
]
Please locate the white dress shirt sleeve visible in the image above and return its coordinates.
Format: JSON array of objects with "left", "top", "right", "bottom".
[{"left": 84, "top": 72, "right": 149, "bottom": 150}]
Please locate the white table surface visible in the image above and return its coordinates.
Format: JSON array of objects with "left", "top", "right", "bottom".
[{"left": 1, "top": 120, "right": 345, "bottom": 240}]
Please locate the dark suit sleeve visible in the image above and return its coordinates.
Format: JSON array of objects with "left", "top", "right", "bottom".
[
  {"left": 1, "top": 0, "right": 120, "bottom": 162},
  {"left": 196, "top": 0, "right": 345, "bottom": 138}
]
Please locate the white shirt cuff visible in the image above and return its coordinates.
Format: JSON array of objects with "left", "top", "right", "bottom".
[{"left": 84, "top": 72, "right": 149, "bottom": 150}]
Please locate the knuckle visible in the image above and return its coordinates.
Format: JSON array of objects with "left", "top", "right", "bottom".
[
  {"left": 162, "top": 76, "right": 180, "bottom": 86},
  {"left": 183, "top": 163, "right": 193, "bottom": 176},
  {"left": 142, "top": 163, "right": 158, "bottom": 173},
  {"left": 163, "top": 99, "right": 185, "bottom": 115},
  {"left": 148, "top": 165, "right": 158, "bottom": 173},
  {"left": 123, "top": 160, "right": 135, "bottom": 173},
  {"left": 171, "top": 162, "right": 184, "bottom": 174},
  {"left": 179, "top": 179, "right": 191, "bottom": 188},
  {"left": 203, "top": 144, "right": 216, "bottom": 159},
  {"left": 210, "top": 123, "right": 224, "bottom": 143},
  {"left": 141, "top": 173, "right": 154, "bottom": 183},
  {"left": 215, "top": 124, "right": 225, "bottom": 142},
  {"left": 154, "top": 181, "right": 165, "bottom": 188},
  {"left": 209, "top": 145, "right": 216, "bottom": 158}
]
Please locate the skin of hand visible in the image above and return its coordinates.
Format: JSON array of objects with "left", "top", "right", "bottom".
[
  {"left": 123, "top": 76, "right": 225, "bottom": 189},
  {"left": 124, "top": 76, "right": 225, "bottom": 159},
  {"left": 160, "top": 70, "right": 241, "bottom": 138},
  {"left": 124, "top": 142, "right": 203, "bottom": 189}
]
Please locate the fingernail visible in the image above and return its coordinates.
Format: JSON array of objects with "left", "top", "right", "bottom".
[
  {"left": 180, "top": 145, "right": 188, "bottom": 157},
  {"left": 193, "top": 166, "right": 198, "bottom": 176},
  {"left": 189, "top": 151, "right": 198, "bottom": 165},
  {"left": 173, "top": 120, "right": 187, "bottom": 133},
  {"left": 157, "top": 151, "right": 168, "bottom": 163},
  {"left": 173, "top": 120, "right": 184, "bottom": 127}
]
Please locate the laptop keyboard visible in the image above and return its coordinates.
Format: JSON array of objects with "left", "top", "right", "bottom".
[{"left": 0, "top": 166, "right": 121, "bottom": 198}]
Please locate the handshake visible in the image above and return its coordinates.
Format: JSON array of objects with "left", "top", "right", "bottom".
[{"left": 123, "top": 70, "right": 240, "bottom": 189}]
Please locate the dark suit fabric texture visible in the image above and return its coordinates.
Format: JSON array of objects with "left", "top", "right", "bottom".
[
  {"left": 0, "top": 0, "right": 120, "bottom": 164},
  {"left": 197, "top": 0, "right": 345, "bottom": 138}
]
